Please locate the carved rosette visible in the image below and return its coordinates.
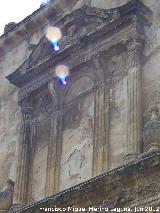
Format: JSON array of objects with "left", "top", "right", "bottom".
[
  {"left": 123, "top": 34, "right": 144, "bottom": 163},
  {"left": 143, "top": 106, "right": 160, "bottom": 151},
  {"left": 13, "top": 96, "right": 33, "bottom": 208}
]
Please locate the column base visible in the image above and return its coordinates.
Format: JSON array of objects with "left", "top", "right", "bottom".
[
  {"left": 123, "top": 153, "right": 137, "bottom": 163},
  {"left": 137, "top": 144, "right": 160, "bottom": 160},
  {"left": 148, "top": 143, "right": 160, "bottom": 151},
  {"left": 8, "top": 204, "right": 24, "bottom": 213}
]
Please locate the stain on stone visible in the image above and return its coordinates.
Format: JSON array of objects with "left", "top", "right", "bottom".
[{"left": 63, "top": 102, "right": 83, "bottom": 130}]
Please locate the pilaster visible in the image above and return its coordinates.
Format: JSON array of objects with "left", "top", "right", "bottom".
[
  {"left": 92, "top": 56, "right": 110, "bottom": 176},
  {"left": 45, "top": 112, "right": 59, "bottom": 196},
  {"left": 123, "top": 34, "right": 144, "bottom": 163},
  {"left": 12, "top": 96, "right": 32, "bottom": 209},
  {"left": 54, "top": 107, "right": 63, "bottom": 192},
  {"left": 45, "top": 104, "right": 63, "bottom": 194}
]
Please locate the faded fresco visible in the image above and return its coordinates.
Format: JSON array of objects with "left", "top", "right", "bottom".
[
  {"left": 0, "top": 0, "right": 160, "bottom": 208},
  {"left": 31, "top": 118, "right": 50, "bottom": 202},
  {"left": 60, "top": 77, "right": 94, "bottom": 190},
  {"left": 109, "top": 77, "right": 128, "bottom": 169}
]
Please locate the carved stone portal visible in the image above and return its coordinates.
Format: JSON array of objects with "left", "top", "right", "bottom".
[{"left": 6, "top": 0, "right": 152, "bottom": 208}]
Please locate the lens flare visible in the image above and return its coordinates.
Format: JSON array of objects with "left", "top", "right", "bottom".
[
  {"left": 52, "top": 41, "right": 60, "bottom": 51},
  {"left": 59, "top": 76, "right": 67, "bottom": 85},
  {"left": 42, "top": 0, "right": 50, "bottom": 5},
  {"left": 46, "top": 27, "right": 62, "bottom": 51},
  {"left": 55, "top": 65, "right": 69, "bottom": 85}
]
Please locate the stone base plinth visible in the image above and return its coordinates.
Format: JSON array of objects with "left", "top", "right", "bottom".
[
  {"left": 0, "top": 210, "right": 8, "bottom": 213},
  {"left": 8, "top": 204, "right": 24, "bottom": 213},
  {"left": 148, "top": 143, "right": 160, "bottom": 151},
  {"left": 123, "top": 153, "right": 137, "bottom": 163}
]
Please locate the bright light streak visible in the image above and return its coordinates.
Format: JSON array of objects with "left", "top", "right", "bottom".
[
  {"left": 52, "top": 41, "right": 60, "bottom": 51},
  {"left": 59, "top": 76, "right": 67, "bottom": 85},
  {"left": 46, "top": 27, "right": 62, "bottom": 51},
  {"left": 41, "top": 0, "right": 50, "bottom": 5},
  {"left": 55, "top": 65, "right": 69, "bottom": 85},
  {"left": 46, "top": 27, "right": 62, "bottom": 42}
]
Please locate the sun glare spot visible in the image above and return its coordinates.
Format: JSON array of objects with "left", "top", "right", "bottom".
[
  {"left": 46, "top": 26, "right": 62, "bottom": 51},
  {"left": 55, "top": 65, "right": 69, "bottom": 85}
]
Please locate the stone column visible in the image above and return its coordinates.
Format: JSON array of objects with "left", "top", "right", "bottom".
[
  {"left": 92, "top": 56, "right": 110, "bottom": 176},
  {"left": 12, "top": 97, "right": 32, "bottom": 210},
  {"left": 123, "top": 35, "right": 144, "bottom": 162},
  {"left": 54, "top": 107, "right": 63, "bottom": 191},
  {"left": 45, "top": 105, "right": 63, "bottom": 195},
  {"left": 45, "top": 112, "right": 59, "bottom": 196},
  {"left": 93, "top": 85, "right": 110, "bottom": 176}
]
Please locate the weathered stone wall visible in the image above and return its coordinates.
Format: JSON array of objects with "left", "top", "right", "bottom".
[
  {"left": 142, "top": 0, "right": 160, "bottom": 127},
  {"left": 31, "top": 118, "right": 50, "bottom": 202},
  {"left": 0, "top": 30, "right": 43, "bottom": 192},
  {"left": 109, "top": 77, "right": 128, "bottom": 169},
  {"left": 0, "top": 0, "right": 160, "bottom": 206},
  {"left": 60, "top": 94, "right": 94, "bottom": 190},
  {"left": 91, "top": 0, "right": 128, "bottom": 9}
]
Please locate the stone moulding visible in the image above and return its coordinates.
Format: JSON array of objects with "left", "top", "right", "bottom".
[
  {"left": 5, "top": 0, "right": 154, "bottom": 211},
  {"left": 15, "top": 151, "right": 160, "bottom": 213},
  {"left": 6, "top": 0, "right": 152, "bottom": 95}
]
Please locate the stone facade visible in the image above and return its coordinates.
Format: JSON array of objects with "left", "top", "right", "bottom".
[{"left": 0, "top": 0, "right": 160, "bottom": 212}]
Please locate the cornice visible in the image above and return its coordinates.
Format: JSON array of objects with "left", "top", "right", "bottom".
[
  {"left": 6, "top": 25, "right": 136, "bottom": 96},
  {"left": 0, "top": 1, "right": 62, "bottom": 53},
  {"left": 16, "top": 151, "right": 160, "bottom": 213},
  {"left": 6, "top": 0, "right": 152, "bottom": 97}
]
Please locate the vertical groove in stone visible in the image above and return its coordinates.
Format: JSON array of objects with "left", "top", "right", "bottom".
[
  {"left": 13, "top": 99, "right": 32, "bottom": 207},
  {"left": 125, "top": 36, "right": 143, "bottom": 162},
  {"left": 54, "top": 108, "right": 63, "bottom": 192},
  {"left": 93, "top": 85, "right": 109, "bottom": 176},
  {"left": 27, "top": 124, "right": 36, "bottom": 203},
  {"left": 45, "top": 113, "right": 57, "bottom": 196},
  {"left": 103, "top": 85, "right": 110, "bottom": 170}
]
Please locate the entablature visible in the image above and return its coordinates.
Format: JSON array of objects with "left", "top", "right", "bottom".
[{"left": 6, "top": 0, "right": 152, "bottom": 105}]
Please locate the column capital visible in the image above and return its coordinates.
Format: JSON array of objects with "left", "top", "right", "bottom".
[
  {"left": 13, "top": 95, "right": 32, "bottom": 206},
  {"left": 126, "top": 33, "right": 144, "bottom": 52},
  {"left": 18, "top": 95, "right": 33, "bottom": 115},
  {"left": 91, "top": 54, "right": 105, "bottom": 82},
  {"left": 124, "top": 33, "right": 143, "bottom": 163},
  {"left": 125, "top": 33, "right": 145, "bottom": 70}
]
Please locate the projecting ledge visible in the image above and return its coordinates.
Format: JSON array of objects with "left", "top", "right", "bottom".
[{"left": 15, "top": 151, "right": 160, "bottom": 213}]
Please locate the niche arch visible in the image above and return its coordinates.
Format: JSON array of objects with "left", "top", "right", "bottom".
[
  {"left": 61, "top": 72, "right": 96, "bottom": 105},
  {"left": 60, "top": 74, "right": 95, "bottom": 190}
]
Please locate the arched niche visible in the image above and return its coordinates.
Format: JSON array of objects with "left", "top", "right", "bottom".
[
  {"left": 31, "top": 85, "right": 58, "bottom": 118},
  {"left": 30, "top": 86, "right": 58, "bottom": 202},
  {"left": 63, "top": 74, "right": 95, "bottom": 103},
  {"left": 59, "top": 75, "right": 95, "bottom": 190}
]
